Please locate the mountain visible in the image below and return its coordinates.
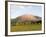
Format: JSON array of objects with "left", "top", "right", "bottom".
[
  {"left": 11, "top": 14, "right": 42, "bottom": 23},
  {"left": 15, "top": 15, "right": 41, "bottom": 22}
]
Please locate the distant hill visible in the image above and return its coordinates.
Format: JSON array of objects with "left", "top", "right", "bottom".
[
  {"left": 16, "top": 15, "right": 41, "bottom": 22},
  {"left": 11, "top": 14, "right": 42, "bottom": 25}
]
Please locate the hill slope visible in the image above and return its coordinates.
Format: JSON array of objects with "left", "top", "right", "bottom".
[{"left": 11, "top": 15, "right": 42, "bottom": 26}]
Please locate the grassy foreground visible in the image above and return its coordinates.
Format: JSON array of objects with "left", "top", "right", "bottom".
[{"left": 11, "top": 23, "right": 42, "bottom": 32}]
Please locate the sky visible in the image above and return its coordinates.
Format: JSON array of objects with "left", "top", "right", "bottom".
[{"left": 10, "top": 4, "right": 42, "bottom": 19}]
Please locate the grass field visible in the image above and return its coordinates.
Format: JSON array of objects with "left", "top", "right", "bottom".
[{"left": 11, "top": 23, "right": 42, "bottom": 32}]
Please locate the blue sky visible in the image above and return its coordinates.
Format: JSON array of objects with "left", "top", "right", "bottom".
[{"left": 10, "top": 4, "right": 42, "bottom": 19}]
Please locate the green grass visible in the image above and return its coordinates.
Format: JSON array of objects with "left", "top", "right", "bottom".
[{"left": 11, "top": 23, "right": 42, "bottom": 32}]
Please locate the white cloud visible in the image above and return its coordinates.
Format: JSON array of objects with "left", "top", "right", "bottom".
[{"left": 16, "top": 5, "right": 25, "bottom": 8}]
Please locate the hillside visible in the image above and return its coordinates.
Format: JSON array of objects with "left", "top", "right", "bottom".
[{"left": 11, "top": 14, "right": 42, "bottom": 26}]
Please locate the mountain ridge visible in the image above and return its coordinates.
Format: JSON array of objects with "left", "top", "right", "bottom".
[{"left": 11, "top": 15, "right": 42, "bottom": 23}]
